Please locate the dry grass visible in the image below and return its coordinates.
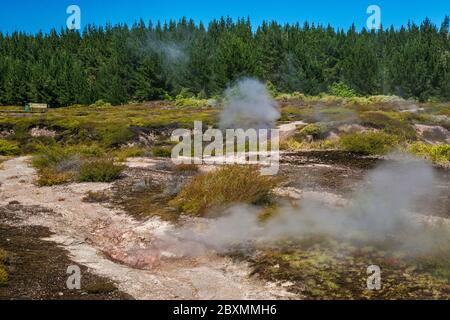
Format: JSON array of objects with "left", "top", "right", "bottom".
[{"left": 170, "top": 165, "right": 281, "bottom": 216}]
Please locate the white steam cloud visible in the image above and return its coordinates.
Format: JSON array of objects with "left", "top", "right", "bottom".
[
  {"left": 219, "top": 78, "right": 280, "bottom": 130},
  {"left": 159, "top": 156, "right": 445, "bottom": 256}
]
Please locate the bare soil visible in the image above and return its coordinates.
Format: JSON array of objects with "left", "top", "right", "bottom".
[{"left": 0, "top": 157, "right": 293, "bottom": 300}]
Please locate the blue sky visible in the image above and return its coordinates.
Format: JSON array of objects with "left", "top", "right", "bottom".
[{"left": 0, "top": 0, "right": 448, "bottom": 34}]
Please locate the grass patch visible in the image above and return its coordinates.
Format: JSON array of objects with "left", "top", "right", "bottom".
[
  {"left": 78, "top": 159, "right": 125, "bottom": 182},
  {"left": 358, "top": 111, "right": 417, "bottom": 141},
  {"left": 281, "top": 137, "right": 338, "bottom": 151},
  {"left": 408, "top": 143, "right": 450, "bottom": 164},
  {"left": 152, "top": 146, "right": 173, "bottom": 158},
  {"left": 36, "top": 168, "right": 74, "bottom": 186},
  {"left": 340, "top": 131, "right": 398, "bottom": 155},
  {"left": 114, "top": 146, "right": 148, "bottom": 162},
  {"left": 0, "top": 266, "right": 7, "bottom": 286},
  {"left": 298, "top": 123, "right": 330, "bottom": 139},
  {"left": 32, "top": 144, "right": 123, "bottom": 185},
  {"left": 250, "top": 238, "right": 450, "bottom": 299},
  {"left": 170, "top": 165, "right": 280, "bottom": 216},
  {"left": 0, "top": 248, "right": 8, "bottom": 286},
  {"left": 0, "top": 139, "right": 20, "bottom": 156},
  {"left": 83, "top": 191, "right": 110, "bottom": 203}
]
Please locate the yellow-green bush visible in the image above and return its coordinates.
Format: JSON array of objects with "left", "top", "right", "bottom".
[
  {"left": 328, "top": 82, "right": 357, "bottom": 98},
  {"left": 0, "top": 248, "right": 8, "bottom": 286},
  {"left": 0, "top": 266, "right": 7, "bottom": 285},
  {"left": 33, "top": 144, "right": 123, "bottom": 185},
  {"left": 114, "top": 146, "right": 147, "bottom": 162},
  {"left": 152, "top": 146, "right": 173, "bottom": 158},
  {"left": 170, "top": 165, "right": 280, "bottom": 216},
  {"left": 281, "top": 137, "right": 338, "bottom": 151},
  {"left": 89, "top": 100, "right": 112, "bottom": 108},
  {"left": 0, "top": 139, "right": 20, "bottom": 156},
  {"left": 359, "top": 111, "right": 416, "bottom": 141},
  {"left": 340, "top": 131, "right": 398, "bottom": 155},
  {"left": 0, "top": 248, "right": 7, "bottom": 264},
  {"left": 78, "top": 158, "right": 125, "bottom": 182},
  {"left": 299, "top": 123, "right": 329, "bottom": 139},
  {"left": 408, "top": 143, "right": 450, "bottom": 164},
  {"left": 36, "top": 168, "right": 74, "bottom": 186}
]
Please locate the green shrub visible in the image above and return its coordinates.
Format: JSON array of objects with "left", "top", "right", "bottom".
[
  {"left": 78, "top": 158, "right": 124, "bottom": 182},
  {"left": 170, "top": 165, "right": 280, "bottom": 216},
  {"left": 340, "top": 131, "right": 398, "bottom": 155},
  {"left": 299, "top": 123, "right": 329, "bottom": 139},
  {"left": 359, "top": 111, "right": 416, "bottom": 141},
  {"left": 0, "top": 248, "right": 8, "bottom": 264},
  {"left": 408, "top": 143, "right": 450, "bottom": 164},
  {"left": 0, "top": 266, "right": 8, "bottom": 285},
  {"left": 281, "top": 137, "right": 338, "bottom": 151},
  {"left": 67, "top": 144, "right": 106, "bottom": 157},
  {"left": 32, "top": 144, "right": 73, "bottom": 170},
  {"left": 152, "top": 146, "right": 173, "bottom": 158},
  {"left": 97, "top": 126, "right": 135, "bottom": 147},
  {"left": 90, "top": 100, "right": 112, "bottom": 108},
  {"left": 329, "top": 82, "right": 357, "bottom": 98},
  {"left": 0, "top": 139, "right": 20, "bottom": 156},
  {"left": 175, "top": 97, "right": 211, "bottom": 108},
  {"left": 114, "top": 146, "right": 147, "bottom": 162},
  {"left": 36, "top": 168, "right": 74, "bottom": 186},
  {"left": 0, "top": 248, "right": 8, "bottom": 286}
]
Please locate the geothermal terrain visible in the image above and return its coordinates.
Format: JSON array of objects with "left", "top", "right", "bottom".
[{"left": 0, "top": 88, "right": 449, "bottom": 299}]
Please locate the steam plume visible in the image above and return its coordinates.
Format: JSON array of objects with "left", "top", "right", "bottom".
[
  {"left": 160, "top": 155, "right": 446, "bottom": 256},
  {"left": 219, "top": 78, "right": 280, "bottom": 130}
]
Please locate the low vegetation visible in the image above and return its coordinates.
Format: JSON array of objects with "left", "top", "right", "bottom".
[
  {"left": 0, "top": 139, "right": 19, "bottom": 156},
  {"left": 281, "top": 137, "right": 338, "bottom": 151},
  {"left": 340, "top": 132, "right": 398, "bottom": 155},
  {"left": 298, "top": 123, "right": 330, "bottom": 139},
  {"left": 408, "top": 143, "right": 450, "bottom": 164},
  {"left": 82, "top": 191, "right": 111, "bottom": 203},
  {"left": 32, "top": 144, "right": 124, "bottom": 186},
  {"left": 0, "top": 248, "right": 8, "bottom": 286},
  {"left": 170, "top": 165, "right": 280, "bottom": 216},
  {"left": 250, "top": 237, "right": 450, "bottom": 299},
  {"left": 114, "top": 147, "right": 148, "bottom": 162},
  {"left": 78, "top": 158, "right": 125, "bottom": 183},
  {"left": 152, "top": 146, "right": 173, "bottom": 158}
]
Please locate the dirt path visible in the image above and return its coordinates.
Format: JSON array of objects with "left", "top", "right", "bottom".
[{"left": 0, "top": 157, "right": 294, "bottom": 300}]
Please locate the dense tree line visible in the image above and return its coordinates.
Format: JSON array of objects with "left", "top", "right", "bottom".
[{"left": 0, "top": 16, "right": 449, "bottom": 107}]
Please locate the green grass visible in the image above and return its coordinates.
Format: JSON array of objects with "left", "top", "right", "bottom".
[
  {"left": 170, "top": 165, "right": 280, "bottom": 216},
  {"left": 340, "top": 131, "right": 398, "bottom": 155},
  {"left": 114, "top": 146, "right": 148, "bottom": 162},
  {"left": 299, "top": 123, "right": 330, "bottom": 139},
  {"left": 78, "top": 158, "right": 125, "bottom": 182},
  {"left": 281, "top": 137, "right": 338, "bottom": 151},
  {"left": 0, "top": 139, "right": 20, "bottom": 156},
  {"left": 358, "top": 111, "right": 417, "bottom": 141},
  {"left": 152, "top": 146, "right": 173, "bottom": 158},
  {"left": 0, "top": 103, "right": 217, "bottom": 152},
  {"left": 0, "top": 248, "right": 8, "bottom": 286},
  {"left": 408, "top": 143, "right": 450, "bottom": 164},
  {"left": 250, "top": 238, "right": 450, "bottom": 299},
  {"left": 32, "top": 144, "right": 123, "bottom": 185}
]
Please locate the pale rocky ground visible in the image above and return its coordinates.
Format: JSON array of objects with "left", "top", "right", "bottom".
[{"left": 0, "top": 157, "right": 295, "bottom": 300}]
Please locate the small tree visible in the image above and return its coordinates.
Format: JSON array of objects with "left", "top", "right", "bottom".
[{"left": 329, "top": 82, "right": 357, "bottom": 98}]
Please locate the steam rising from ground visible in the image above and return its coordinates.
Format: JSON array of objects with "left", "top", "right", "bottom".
[
  {"left": 219, "top": 78, "right": 280, "bottom": 130},
  {"left": 161, "top": 156, "right": 446, "bottom": 256}
]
